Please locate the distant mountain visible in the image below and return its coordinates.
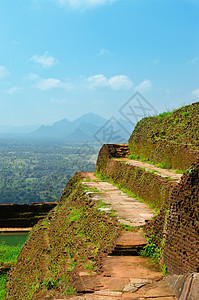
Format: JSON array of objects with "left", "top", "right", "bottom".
[
  {"left": 0, "top": 125, "right": 40, "bottom": 135},
  {"left": 30, "top": 113, "right": 134, "bottom": 143}
]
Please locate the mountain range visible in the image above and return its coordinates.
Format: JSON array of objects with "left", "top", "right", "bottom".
[{"left": 0, "top": 113, "right": 134, "bottom": 143}]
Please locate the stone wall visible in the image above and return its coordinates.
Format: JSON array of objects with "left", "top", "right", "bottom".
[
  {"left": 163, "top": 159, "right": 199, "bottom": 274},
  {"left": 0, "top": 202, "right": 57, "bottom": 228},
  {"left": 96, "top": 143, "right": 129, "bottom": 177},
  {"left": 144, "top": 159, "right": 199, "bottom": 274},
  {"left": 96, "top": 144, "right": 176, "bottom": 210}
]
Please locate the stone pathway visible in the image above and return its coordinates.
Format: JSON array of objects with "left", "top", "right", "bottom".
[
  {"left": 65, "top": 172, "right": 177, "bottom": 300},
  {"left": 83, "top": 174, "right": 155, "bottom": 227},
  {"left": 116, "top": 158, "right": 182, "bottom": 182}
]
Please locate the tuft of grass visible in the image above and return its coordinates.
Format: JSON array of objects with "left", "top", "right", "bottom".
[
  {"left": 68, "top": 208, "right": 82, "bottom": 223},
  {"left": 85, "top": 186, "right": 100, "bottom": 193},
  {"left": 157, "top": 110, "right": 173, "bottom": 118},
  {"left": 96, "top": 199, "right": 109, "bottom": 209},
  {"left": 0, "top": 243, "right": 23, "bottom": 263},
  {"left": 174, "top": 169, "right": 184, "bottom": 174},
  {"left": 0, "top": 243, "right": 24, "bottom": 300},
  {"left": 118, "top": 223, "right": 138, "bottom": 232},
  {"left": 155, "top": 162, "right": 169, "bottom": 169},
  {"left": 128, "top": 154, "right": 139, "bottom": 160},
  {"left": 0, "top": 273, "right": 7, "bottom": 300},
  {"left": 84, "top": 177, "right": 91, "bottom": 182}
]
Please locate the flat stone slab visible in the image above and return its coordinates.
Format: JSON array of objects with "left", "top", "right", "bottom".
[
  {"left": 140, "top": 278, "right": 176, "bottom": 298},
  {"left": 83, "top": 179, "right": 155, "bottom": 227},
  {"left": 95, "top": 290, "right": 122, "bottom": 296},
  {"left": 101, "top": 256, "right": 161, "bottom": 279},
  {"left": 123, "top": 278, "right": 152, "bottom": 292}
]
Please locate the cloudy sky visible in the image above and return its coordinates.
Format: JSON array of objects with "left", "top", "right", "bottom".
[{"left": 0, "top": 0, "right": 199, "bottom": 126}]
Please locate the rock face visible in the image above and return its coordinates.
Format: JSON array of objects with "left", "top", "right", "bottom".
[
  {"left": 163, "top": 159, "right": 199, "bottom": 274},
  {"left": 5, "top": 174, "right": 119, "bottom": 300},
  {"left": 128, "top": 102, "right": 199, "bottom": 170},
  {"left": 0, "top": 202, "right": 57, "bottom": 228},
  {"left": 144, "top": 159, "right": 199, "bottom": 275},
  {"left": 167, "top": 273, "right": 199, "bottom": 299}
]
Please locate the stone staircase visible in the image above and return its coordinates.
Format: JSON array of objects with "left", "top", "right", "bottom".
[{"left": 66, "top": 171, "right": 177, "bottom": 300}]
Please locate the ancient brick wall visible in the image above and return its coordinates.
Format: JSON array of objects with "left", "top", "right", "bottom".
[
  {"left": 96, "top": 144, "right": 129, "bottom": 176},
  {"left": 162, "top": 159, "right": 199, "bottom": 274},
  {"left": 144, "top": 159, "right": 199, "bottom": 274},
  {"left": 0, "top": 202, "right": 57, "bottom": 228}
]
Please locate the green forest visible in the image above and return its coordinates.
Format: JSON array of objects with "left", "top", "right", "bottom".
[{"left": 0, "top": 138, "right": 99, "bottom": 204}]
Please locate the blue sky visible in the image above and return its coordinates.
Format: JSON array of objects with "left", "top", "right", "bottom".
[{"left": 0, "top": 0, "right": 198, "bottom": 126}]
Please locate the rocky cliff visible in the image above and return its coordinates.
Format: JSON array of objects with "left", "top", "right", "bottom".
[{"left": 128, "top": 102, "right": 199, "bottom": 170}]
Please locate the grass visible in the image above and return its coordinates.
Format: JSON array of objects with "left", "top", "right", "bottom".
[
  {"left": 0, "top": 273, "right": 7, "bottom": 300},
  {"left": 157, "top": 111, "right": 173, "bottom": 118},
  {"left": 128, "top": 155, "right": 184, "bottom": 174},
  {"left": 0, "top": 244, "right": 23, "bottom": 263},
  {"left": 0, "top": 243, "right": 24, "bottom": 300},
  {"left": 118, "top": 223, "right": 138, "bottom": 232},
  {"left": 139, "top": 238, "right": 168, "bottom": 275},
  {"left": 84, "top": 186, "right": 100, "bottom": 193}
]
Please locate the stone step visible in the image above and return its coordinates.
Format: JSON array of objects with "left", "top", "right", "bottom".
[{"left": 111, "top": 232, "right": 147, "bottom": 255}]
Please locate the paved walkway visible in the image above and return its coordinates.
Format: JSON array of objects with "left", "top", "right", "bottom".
[
  {"left": 83, "top": 173, "right": 155, "bottom": 227},
  {"left": 65, "top": 172, "right": 177, "bottom": 300},
  {"left": 116, "top": 158, "right": 182, "bottom": 182}
]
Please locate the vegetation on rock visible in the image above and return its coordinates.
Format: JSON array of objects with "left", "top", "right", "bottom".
[
  {"left": 5, "top": 174, "right": 119, "bottom": 299},
  {"left": 128, "top": 102, "right": 199, "bottom": 170}
]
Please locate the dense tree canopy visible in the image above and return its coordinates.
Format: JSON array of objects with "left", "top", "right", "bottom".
[{"left": 0, "top": 139, "right": 99, "bottom": 204}]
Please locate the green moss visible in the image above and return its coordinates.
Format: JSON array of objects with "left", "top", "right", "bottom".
[
  {"left": 6, "top": 174, "right": 119, "bottom": 299},
  {"left": 128, "top": 102, "right": 199, "bottom": 170}
]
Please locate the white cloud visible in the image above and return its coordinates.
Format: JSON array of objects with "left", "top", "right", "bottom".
[
  {"left": 109, "top": 75, "right": 133, "bottom": 90},
  {"left": 87, "top": 74, "right": 133, "bottom": 90},
  {"left": 35, "top": 78, "right": 73, "bottom": 90},
  {"left": 54, "top": 0, "right": 117, "bottom": 10},
  {"left": 98, "top": 48, "right": 111, "bottom": 56},
  {"left": 31, "top": 51, "right": 57, "bottom": 68},
  {"left": 135, "top": 80, "right": 153, "bottom": 92},
  {"left": 88, "top": 74, "right": 108, "bottom": 87},
  {"left": 192, "top": 88, "right": 199, "bottom": 97},
  {"left": 36, "top": 78, "right": 63, "bottom": 90},
  {"left": 5, "top": 86, "right": 24, "bottom": 94},
  {"left": 0, "top": 66, "right": 10, "bottom": 79},
  {"left": 187, "top": 57, "right": 198, "bottom": 64}
]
